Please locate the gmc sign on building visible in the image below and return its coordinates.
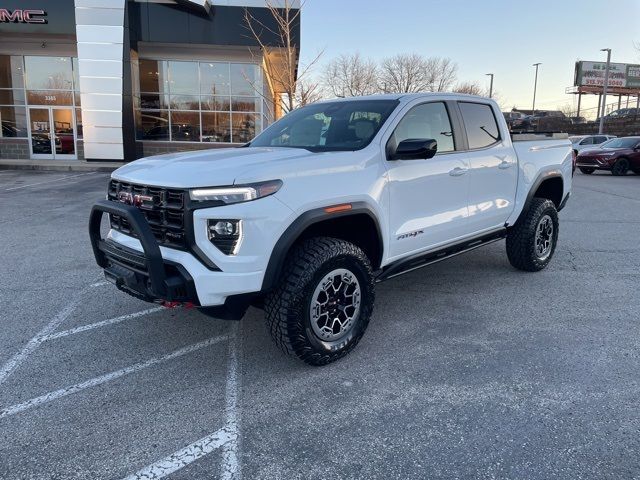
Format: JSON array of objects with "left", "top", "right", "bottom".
[{"left": 0, "top": 9, "right": 47, "bottom": 23}]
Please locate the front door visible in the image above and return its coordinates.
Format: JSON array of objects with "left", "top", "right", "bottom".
[
  {"left": 28, "top": 107, "right": 77, "bottom": 159},
  {"left": 385, "top": 101, "right": 471, "bottom": 261}
]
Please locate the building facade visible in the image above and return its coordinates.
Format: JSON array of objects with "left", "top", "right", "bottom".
[{"left": 0, "top": 0, "right": 300, "bottom": 162}]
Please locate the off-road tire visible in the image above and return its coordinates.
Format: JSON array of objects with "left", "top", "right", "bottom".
[
  {"left": 264, "top": 237, "right": 375, "bottom": 366},
  {"left": 611, "top": 158, "right": 629, "bottom": 176},
  {"left": 506, "top": 198, "right": 559, "bottom": 272},
  {"left": 579, "top": 167, "right": 595, "bottom": 175}
]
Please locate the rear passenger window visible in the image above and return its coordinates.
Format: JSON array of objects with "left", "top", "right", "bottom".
[
  {"left": 458, "top": 102, "right": 501, "bottom": 149},
  {"left": 390, "top": 102, "right": 455, "bottom": 153}
]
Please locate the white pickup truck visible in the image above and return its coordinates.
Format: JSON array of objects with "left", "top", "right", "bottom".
[{"left": 90, "top": 93, "right": 572, "bottom": 365}]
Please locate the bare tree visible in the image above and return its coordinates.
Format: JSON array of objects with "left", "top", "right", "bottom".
[
  {"left": 294, "top": 77, "right": 325, "bottom": 107},
  {"left": 244, "top": 1, "right": 322, "bottom": 117},
  {"left": 452, "top": 81, "right": 485, "bottom": 96},
  {"left": 379, "top": 54, "right": 458, "bottom": 93},
  {"left": 322, "top": 53, "right": 380, "bottom": 98}
]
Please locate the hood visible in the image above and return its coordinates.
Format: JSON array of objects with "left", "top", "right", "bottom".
[
  {"left": 112, "top": 147, "right": 322, "bottom": 187},
  {"left": 580, "top": 147, "right": 624, "bottom": 156}
]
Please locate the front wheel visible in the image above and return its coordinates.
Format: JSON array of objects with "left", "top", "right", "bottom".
[
  {"left": 579, "top": 167, "right": 595, "bottom": 175},
  {"left": 506, "top": 198, "right": 559, "bottom": 272},
  {"left": 611, "top": 158, "right": 629, "bottom": 176},
  {"left": 264, "top": 237, "right": 375, "bottom": 366}
]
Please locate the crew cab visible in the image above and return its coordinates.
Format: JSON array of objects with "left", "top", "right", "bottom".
[
  {"left": 576, "top": 136, "right": 640, "bottom": 175},
  {"left": 89, "top": 93, "right": 573, "bottom": 365}
]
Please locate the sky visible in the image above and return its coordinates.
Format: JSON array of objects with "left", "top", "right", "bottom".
[{"left": 298, "top": 0, "right": 640, "bottom": 116}]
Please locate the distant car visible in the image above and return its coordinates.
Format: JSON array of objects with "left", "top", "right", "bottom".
[
  {"left": 569, "top": 116, "right": 587, "bottom": 125},
  {"left": 503, "top": 111, "right": 526, "bottom": 130},
  {"left": 569, "top": 135, "right": 617, "bottom": 156},
  {"left": 576, "top": 136, "right": 640, "bottom": 176},
  {"left": 595, "top": 108, "right": 639, "bottom": 123},
  {"left": 511, "top": 111, "right": 567, "bottom": 132}
]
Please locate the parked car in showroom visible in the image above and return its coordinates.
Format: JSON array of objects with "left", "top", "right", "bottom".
[
  {"left": 576, "top": 136, "right": 640, "bottom": 175},
  {"left": 569, "top": 134, "right": 617, "bottom": 156}
]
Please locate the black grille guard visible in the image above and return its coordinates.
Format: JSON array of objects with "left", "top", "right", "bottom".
[{"left": 89, "top": 199, "right": 169, "bottom": 298}]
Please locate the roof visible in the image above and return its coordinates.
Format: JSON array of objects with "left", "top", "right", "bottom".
[{"left": 315, "top": 92, "right": 495, "bottom": 104}]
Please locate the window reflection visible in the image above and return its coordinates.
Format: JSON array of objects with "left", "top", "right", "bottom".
[
  {"left": 202, "top": 112, "right": 231, "bottom": 142},
  {"left": 25, "top": 56, "right": 74, "bottom": 90}
]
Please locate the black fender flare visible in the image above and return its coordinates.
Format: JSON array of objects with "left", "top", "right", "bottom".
[
  {"left": 521, "top": 169, "right": 565, "bottom": 216},
  {"left": 261, "top": 202, "right": 383, "bottom": 291}
]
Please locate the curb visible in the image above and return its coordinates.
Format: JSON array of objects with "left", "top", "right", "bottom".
[{"left": 0, "top": 160, "right": 122, "bottom": 173}]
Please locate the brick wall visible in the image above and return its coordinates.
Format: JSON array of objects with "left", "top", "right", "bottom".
[
  {"left": 0, "top": 138, "right": 30, "bottom": 159},
  {"left": 139, "top": 141, "right": 236, "bottom": 158}
]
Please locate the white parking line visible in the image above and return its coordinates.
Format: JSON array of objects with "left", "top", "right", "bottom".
[
  {"left": 119, "top": 324, "right": 243, "bottom": 480},
  {"left": 4, "top": 172, "right": 96, "bottom": 191},
  {"left": 0, "top": 335, "right": 228, "bottom": 419},
  {"left": 122, "top": 427, "right": 235, "bottom": 480},
  {"left": 90, "top": 281, "right": 110, "bottom": 288},
  {"left": 221, "top": 323, "right": 241, "bottom": 480},
  {"left": 38, "top": 307, "right": 164, "bottom": 342},
  {"left": 0, "top": 289, "right": 87, "bottom": 386}
]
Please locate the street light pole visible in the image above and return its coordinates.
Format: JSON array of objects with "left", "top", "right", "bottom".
[
  {"left": 486, "top": 73, "right": 494, "bottom": 98},
  {"left": 598, "top": 48, "right": 611, "bottom": 134},
  {"left": 532, "top": 63, "right": 541, "bottom": 115}
]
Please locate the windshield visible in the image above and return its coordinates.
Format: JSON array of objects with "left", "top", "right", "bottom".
[
  {"left": 250, "top": 100, "right": 399, "bottom": 152},
  {"left": 601, "top": 138, "right": 639, "bottom": 149}
]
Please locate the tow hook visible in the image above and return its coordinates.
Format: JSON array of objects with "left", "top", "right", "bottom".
[{"left": 159, "top": 301, "right": 195, "bottom": 309}]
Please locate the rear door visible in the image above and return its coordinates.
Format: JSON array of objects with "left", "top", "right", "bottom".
[{"left": 456, "top": 101, "right": 518, "bottom": 234}]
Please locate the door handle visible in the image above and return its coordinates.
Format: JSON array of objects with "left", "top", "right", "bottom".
[
  {"left": 498, "top": 160, "right": 513, "bottom": 169},
  {"left": 449, "top": 167, "right": 468, "bottom": 177}
]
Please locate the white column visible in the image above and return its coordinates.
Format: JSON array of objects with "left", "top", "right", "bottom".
[{"left": 74, "top": 0, "right": 125, "bottom": 160}]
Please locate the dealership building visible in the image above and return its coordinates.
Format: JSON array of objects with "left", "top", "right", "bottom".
[{"left": 0, "top": 0, "right": 300, "bottom": 162}]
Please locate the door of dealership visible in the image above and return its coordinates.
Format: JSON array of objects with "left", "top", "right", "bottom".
[{"left": 28, "top": 106, "right": 77, "bottom": 159}]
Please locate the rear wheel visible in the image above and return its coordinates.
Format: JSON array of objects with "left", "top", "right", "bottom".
[
  {"left": 264, "top": 237, "right": 375, "bottom": 366},
  {"left": 611, "top": 158, "right": 629, "bottom": 176},
  {"left": 579, "top": 167, "right": 595, "bottom": 175},
  {"left": 506, "top": 198, "right": 559, "bottom": 272}
]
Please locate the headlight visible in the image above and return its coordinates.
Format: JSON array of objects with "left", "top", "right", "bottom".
[{"left": 189, "top": 180, "right": 282, "bottom": 204}]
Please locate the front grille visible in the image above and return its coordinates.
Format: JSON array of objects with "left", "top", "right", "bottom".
[{"left": 107, "top": 180, "right": 187, "bottom": 249}]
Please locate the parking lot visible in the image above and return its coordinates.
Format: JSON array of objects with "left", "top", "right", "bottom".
[{"left": 0, "top": 169, "right": 639, "bottom": 479}]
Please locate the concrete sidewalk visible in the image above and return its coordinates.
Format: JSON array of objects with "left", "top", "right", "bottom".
[{"left": 0, "top": 159, "right": 122, "bottom": 173}]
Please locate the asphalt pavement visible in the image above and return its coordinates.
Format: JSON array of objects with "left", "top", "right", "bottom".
[{"left": 0, "top": 169, "right": 639, "bottom": 479}]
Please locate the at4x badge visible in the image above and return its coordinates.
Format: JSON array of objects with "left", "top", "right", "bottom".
[{"left": 397, "top": 230, "right": 424, "bottom": 240}]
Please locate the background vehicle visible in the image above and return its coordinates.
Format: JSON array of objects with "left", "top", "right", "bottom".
[
  {"left": 89, "top": 94, "right": 572, "bottom": 365},
  {"left": 511, "top": 110, "right": 570, "bottom": 132},
  {"left": 595, "top": 108, "right": 639, "bottom": 123},
  {"left": 569, "top": 134, "right": 617, "bottom": 156},
  {"left": 576, "top": 136, "right": 640, "bottom": 175},
  {"left": 503, "top": 111, "right": 526, "bottom": 130}
]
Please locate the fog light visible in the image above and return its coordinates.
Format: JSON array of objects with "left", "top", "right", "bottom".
[{"left": 207, "top": 219, "right": 241, "bottom": 255}]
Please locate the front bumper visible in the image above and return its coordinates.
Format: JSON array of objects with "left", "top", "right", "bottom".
[{"left": 89, "top": 200, "right": 263, "bottom": 318}]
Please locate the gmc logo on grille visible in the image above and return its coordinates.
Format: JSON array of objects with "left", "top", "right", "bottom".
[
  {"left": 0, "top": 9, "right": 47, "bottom": 24},
  {"left": 117, "top": 191, "right": 154, "bottom": 210}
]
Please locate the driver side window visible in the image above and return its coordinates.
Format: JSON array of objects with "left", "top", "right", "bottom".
[
  {"left": 390, "top": 102, "right": 455, "bottom": 154},
  {"left": 580, "top": 137, "right": 594, "bottom": 145}
]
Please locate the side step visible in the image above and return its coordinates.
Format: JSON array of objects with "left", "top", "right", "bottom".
[{"left": 376, "top": 229, "right": 507, "bottom": 282}]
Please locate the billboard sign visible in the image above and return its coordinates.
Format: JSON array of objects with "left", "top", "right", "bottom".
[{"left": 575, "top": 61, "right": 640, "bottom": 89}]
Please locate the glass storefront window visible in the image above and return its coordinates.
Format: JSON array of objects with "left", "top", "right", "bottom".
[
  {"left": 168, "top": 61, "right": 199, "bottom": 95},
  {"left": 136, "top": 60, "right": 263, "bottom": 143},
  {"left": 0, "top": 89, "right": 25, "bottom": 105},
  {"left": 169, "top": 95, "right": 199, "bottom": 110},
  {"left": 0, "top": 56, "right": 24, "bottom": 89},
  {"left": 0, "top": 106, "right": 27, "bottom": 138},
  {"left": 138, "top": 111, "right": 170, "bottom": 141},
  {"left": 200, "top": 62, "right": 230, "bottom": 96},
  {"left": 231, "top": 112, "right": 259, "bottom": 144},
  {"left": 231, "top": 97, "right": 260, "bottom": 112},
  {"left": 139, "top": 59, "right": 168, "bottom": 94},
  {"left": 202, "top": 112, "right": 231, "bottom": 142},
  {"left": 25, "top": 56, "right": 74, "bottom": 91},
  {"left": 27, "top": 90, "right": 73, "bottom": 106},
  {"left": 76, "top": 108, "right": 83, "bottom": 139},
  {"left": 201, "top": 96, "right": 230, "bottom": 112},
  {"left": 230, "top": 64, "right": 258, "bottom": 96},
  {"left": 170, "top": 111, "right": 200, "bottom": 142},
  {"left": 141, "top": 93, "right": 169, "bottom": 109}
]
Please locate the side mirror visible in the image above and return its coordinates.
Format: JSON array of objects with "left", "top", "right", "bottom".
[{"left": 391, "top": 138, "right": 438, "bottom": 160}]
